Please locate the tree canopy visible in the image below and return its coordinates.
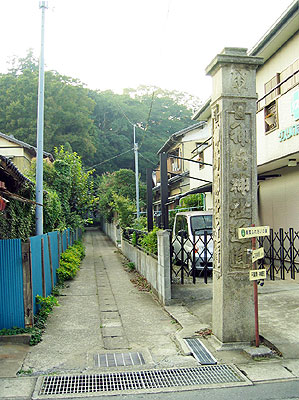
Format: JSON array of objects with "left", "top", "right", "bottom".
[{"left": 0, "top": 52, "right": 201, "bottom": 179}]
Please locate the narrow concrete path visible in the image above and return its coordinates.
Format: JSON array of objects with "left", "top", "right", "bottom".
[{"left": 21, "top": 229, "right": 195, "bottom": 375}]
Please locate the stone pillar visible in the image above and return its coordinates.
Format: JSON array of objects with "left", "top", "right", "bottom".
[{"left": 206, "top": 48, "right": 263, "bottom": 344}]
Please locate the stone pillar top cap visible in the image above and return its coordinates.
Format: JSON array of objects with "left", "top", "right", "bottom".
[
  {"left": 206, "top": 47, "right": 264, "bottom": 76},
  {"left": 220, "top": 47, "right": 248, "bottom": 56}
]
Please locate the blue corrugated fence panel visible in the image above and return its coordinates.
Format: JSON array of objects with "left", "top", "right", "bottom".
[
  {"left": 62, "top": 230, "right": 67, "bottom": 252},
  {"left": 42, "top": 234, "right": 52, "bottom": 297},
  {"left": 30, "top": 235, "right": 43, "bottom": 315},
  {"left": 0, "top": 239, "right": 24, "bottom": 329},
  {"left": 48, "top": 231, "right": 59, "bottom": 286}
]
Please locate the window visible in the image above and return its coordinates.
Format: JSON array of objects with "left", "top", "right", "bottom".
[
  {"left": 264, "top": 73, "right": 280, "bottom": 105},
  {"left": 264, "top": 101, "right": 278, "bottom": 133},
  {"left": 195, "top": 142, "right": 208, "bottom": 169},
  {"left": 190, "top": 215, "right": 212, "bottom": 235},
  {"left": 170, "top": 148, "right": 181, "bottom": 172},
  {"left": 259, "top": 59, "right": 299, "bottom": 110},
  {"left": 175, "top": 215, "right": 188, "bottom": 235},
  {"left": 197, "top": 151, "right": 204, "bottom": 169},
  {"left": 280, "top": 59, "right": 299, "bottom": 95}
]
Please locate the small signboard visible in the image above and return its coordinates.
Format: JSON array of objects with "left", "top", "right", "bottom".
[
  {"left": 238, "top": 226, "right": 270, "bottom": 239},
  {"left": 250, "top": 269, "right": 267, "bottom": 281},
  {"left": 252, "top": 247, "right": 264, "bottom": 263}
]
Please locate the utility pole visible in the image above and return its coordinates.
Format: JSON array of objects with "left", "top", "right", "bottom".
[
  {"left": 133, "top": 124, "right": 140, "bottom": 219},
  {"left": 35, "top": 1, "right": 48, "bottom": 235}
]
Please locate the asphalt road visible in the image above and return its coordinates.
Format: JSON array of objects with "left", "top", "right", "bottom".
[{"left": 59, "top": 380, "right": 299, "bottom": 400}]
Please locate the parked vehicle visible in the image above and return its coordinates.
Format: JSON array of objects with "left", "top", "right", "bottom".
[{"left": 172, "top": 211, "right": 213, "bottom": 271}]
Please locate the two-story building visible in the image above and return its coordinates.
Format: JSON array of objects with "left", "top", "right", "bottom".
[
  {"left": 192, "top": 1, "right": 299, "bottom": 231},
  {"left": 153, "top": 122, "right": 208, "bottom": 211},
  {"left": 248, "top": 0, "right": 299, "bottom": 231},
  {"left": 0, "top": 132, "right": 53, "bottom": 174}
]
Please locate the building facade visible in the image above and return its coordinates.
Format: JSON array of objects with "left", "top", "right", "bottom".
[
  {"left": 192, "top": 1, "right": 299, "bottom": 231},
  {"left": 249, "top": 0, "right": 299, "bottom": 231},
  {"left": 0, "top": 132, "right": 53, "bottom": 174}
]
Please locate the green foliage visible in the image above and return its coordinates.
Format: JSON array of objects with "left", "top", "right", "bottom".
[
  {"left": 131, "top": 216, "right": 148, "bottom": 230},
  {"left": 180, "top": 194, "right": 204, "bottom": 209},
  {"left": 30, "top": 295, "right": 60, "bottom": 345},
  {"left": 0, "top": 183, "right": 35, "bottom": 240},
  {"left": 132, "top": 231, "right": 137, "bottom": 247},
  {"left": 43, "top": 189, "right": 64, "bottom": 233},
  {"left": 139, "top": 227, "right": 159, "bottom": 255},
  {"left": 168, "top": 206, "right": 181, "bottom": 230},
  {"left": 112, "top": 193, "right": 136, "bottom": 229},
  {"left": 0, "top": 293, "right": 60, "bottom": 347},
  {"left": 57, "top": 241, "right": 84, "bottom": 283},
  {"left": 36, "top": 295, "right": 59, "bottom": 317},
  {"left": 96, "top": 169, "right": 146, "bottom": 228},
  {"left": 0, "top": 52, "right": 97, "bottom": 159},
  {"left": 89, "top": 86, "right": 200, "bottom": 178},
  {"left": 72, "top": 240, "right": 85, "bottom": 260},
  {"left": 0, "top": 327, "right": 32, "bottom": 336},
  {"left": 168, "top": 195, "right": 204, "bottom": 231},
  {"left": 0, "top": 52, "right": 200, "bottom": 180},
  {"left": 26, "top": 147, "right": 95, "bottom": 232},
  {"left": 126, "top": 262, "right": 135, "bottom": 271}
]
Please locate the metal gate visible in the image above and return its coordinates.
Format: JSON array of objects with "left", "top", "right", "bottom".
[
  {"left": 258, "top": 228, "right": 299, "bottom": 280},
  {"left": 171, "top": 230, "right": 213, "bottom": 284}
]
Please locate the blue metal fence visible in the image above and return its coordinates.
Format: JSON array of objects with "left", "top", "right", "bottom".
[
  {"left": 0, "top": 228, "right": 82, "bottom": 329},
  {"left": 0, "top": 239, "right": 24, "bottom": 329},
  {"left": 62, "top": 230, "right": 67, "bottom": 252},
  {"left": 29, "top": 235, "right": 44, "bottom": 315},
  {"left": 48, "top": 231, "right": 60, "bottom": 287}
]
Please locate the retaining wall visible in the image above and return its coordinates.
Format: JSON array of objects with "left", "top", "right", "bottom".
[{"left": 121, "top": 231, "right": 171, "bottom": 306}]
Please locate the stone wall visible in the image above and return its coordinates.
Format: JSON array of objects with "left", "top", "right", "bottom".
[
  {"left": 102, "top": 221, "right": 121, "bottom": 247},
  {"left": 121, "top": 231, "right": 171, "bottom": 306},
  {"left": 102, "top": 221, "right": 171, "bottom": 306}
]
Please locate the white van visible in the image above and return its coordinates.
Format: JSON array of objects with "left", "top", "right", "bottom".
[{"left": 172, "top": 211, "right": 213, "bottom": 271}]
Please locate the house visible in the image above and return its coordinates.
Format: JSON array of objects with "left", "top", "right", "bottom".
[
  {"left": 0, "top": 154, "right": 34, "bottom": 212},
  {"left": 248, "top": 0, "right": 299, "bottom": 231},
  {"left": 192, "top": 0, "right": 299, "bottom": 231},
  {"left": 153, "top": 122, "right": 208, "bottom": 212},
  {"left": 0, "top": 131, "right": 53, "bottom": 174}
]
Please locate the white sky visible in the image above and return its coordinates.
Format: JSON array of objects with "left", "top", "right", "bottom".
[{"left": 0, "top": 0, "right": 294, "bottom": 100}]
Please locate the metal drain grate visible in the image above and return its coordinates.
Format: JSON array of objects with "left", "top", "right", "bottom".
[
  {"left": 38, "top": 365, "right": 246, "bottom": 396},
  {"left": 94, "top": 352, "right": 145, "bottom": 367},
  {"left": 185, "top": 338, "right": 217, "bottom": 365}
]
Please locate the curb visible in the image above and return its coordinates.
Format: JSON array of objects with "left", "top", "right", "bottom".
[
  {"left": 164, "top": 304, "right": 208, "bottom": 356},
  {"left": 0, "top": 334, "right": 31, "bottom": 345}
]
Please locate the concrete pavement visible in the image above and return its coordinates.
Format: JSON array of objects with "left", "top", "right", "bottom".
[{"left": 1, "top": 227, "right": 299, "bottom": 399}]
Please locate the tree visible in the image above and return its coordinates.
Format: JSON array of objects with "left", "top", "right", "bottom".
[
  {"left": 0, "top": 52, "right": 97, "bottom": 160},
  {"left": 0, "top": 52, "right": 202, "bottom": 179},
  {"left": 96, "top": 169, "right": 146, "bottom": 226},
  {"left": 88, "top": 86, "right": 200, "bottom": 178},
  {"left": 27, "top": 147, "right": 95, "bottom": 230}
]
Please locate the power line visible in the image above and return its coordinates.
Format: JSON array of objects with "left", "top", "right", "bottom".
[
  {"left": 87, "top": 148, "right": 133, "bottom": 170},
  {"left": 139, "top": 152, "right": 157, "bottom": 166},
  {"left": 117, "top": 103, "right": 135, "bottom": 127}
]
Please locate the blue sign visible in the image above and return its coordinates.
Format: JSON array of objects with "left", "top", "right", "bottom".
[
  {"left": 291, "top": 91, "right": 299, "bottom": 121},
  {"left": 279, "top": 124, "right": 299, "bottom": 142}
]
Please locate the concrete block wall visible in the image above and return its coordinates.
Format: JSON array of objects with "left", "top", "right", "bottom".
[
  {"left": 102, "top": 221, "right": 121, "bottom": 247},
  {"left": 121, "top": 231, "right": 171, "bottom": 306}
]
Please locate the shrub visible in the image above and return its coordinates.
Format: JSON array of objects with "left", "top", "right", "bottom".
[
  {"left": 139, "top": 227, "right": 159, "bottom": 255},
  {"left": 57, "top": 240, "right": 84, "bottom": 283}
]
